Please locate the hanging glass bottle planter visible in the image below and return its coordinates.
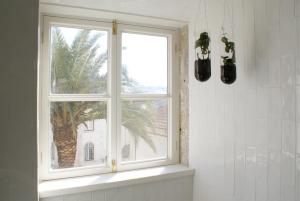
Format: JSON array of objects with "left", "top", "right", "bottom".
[
  {"left": 220, "top": 33, "right": 236, "bottom": 84},
  {"left": 194, "top": 32, "right": 211, "bottom": 82}
]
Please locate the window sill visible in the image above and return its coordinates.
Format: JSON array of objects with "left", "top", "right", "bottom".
[{"left": 39, "top": 165, "right": 194, "bottom": 198}]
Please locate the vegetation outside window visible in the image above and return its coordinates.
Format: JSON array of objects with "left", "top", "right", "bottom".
[{"left": 39, "top": 16, "right": 179, "bottom": 180}]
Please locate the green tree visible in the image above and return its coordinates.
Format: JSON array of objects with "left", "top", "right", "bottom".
[{"left": 51, "top": 27, "right": 156, "bottom": 168}]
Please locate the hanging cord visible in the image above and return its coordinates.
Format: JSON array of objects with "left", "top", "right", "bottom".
[
  {"left": 193, "top": 0, "right": 200, "bottom": 38},
  {"left": 222, "top": 0, "right": 235, "bottom": 38},
  {"left": 231, "top": 0, "right": 235, "bottom": 40},
  {"left": 193, "top": 0, "right": 209, "bottom": 59},
  {"left": 221, "top": 0, "right": 226, "bottom": 36},
  {"left": 203, "top": 0, "right": 209, "bottom": 31},
  {"left": 193, "top": 0, "right": 209, "bottom": 36},
  {"left": 203, "top": 0, "right": 209, "bottom": 59},
  {"left": 231, "top": 0, "right": 236, "bottom": 63},
  {"left": 221, "top": 0, "right": 235, "bottom": 62},
  {"left": 193, "top": 0, "right": 201, "bottom": 59}
]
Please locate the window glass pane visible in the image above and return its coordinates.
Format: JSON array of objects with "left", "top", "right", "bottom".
[
  {"left": 50, "top": 101, "right": 107, "bottom": 169},
  {"left": 121, "top": 100, "right": 168, "bottom": 162},
  {"left": 122, "top": 33, "right": 168, "bottom": 94},
  {"left": 50, "top": 26, "right": 108, "bottom": 94}
]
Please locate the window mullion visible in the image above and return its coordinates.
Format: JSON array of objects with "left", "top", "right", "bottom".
[
  {"left": 48, "top": 95, "right": 110, "bottom": 102},
  {"left": 110, "top": 22, "right": 118, "bottom": 172},
  {"left": 115, "top": 24, "right": 123, "bottom": 170},
  {"left": 120, "top": 95, "right": 170, "bottom": 100}
]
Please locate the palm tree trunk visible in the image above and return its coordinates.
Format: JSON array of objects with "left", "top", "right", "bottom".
[{"left": 52, "top": 122, "right": 77, "bottom": 168}]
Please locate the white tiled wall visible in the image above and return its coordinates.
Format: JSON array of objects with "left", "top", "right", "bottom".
[
  {"left": 189, "top": 0, "right": 300, "bottom": 201},
  {"left": 41, "top": 176, "right": 193, "bottom": 201}
]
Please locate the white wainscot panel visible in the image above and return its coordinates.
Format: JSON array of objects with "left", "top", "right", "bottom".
[{"left": 40, "top": 176, "right": 193, "bottom": 201}]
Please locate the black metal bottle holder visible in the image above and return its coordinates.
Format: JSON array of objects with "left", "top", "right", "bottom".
[
  {"left": 221, "top": 63, "right": 236, "bottom": 84},
  {"left": 195, "top": 56, "right": 211, "bottom": 82}
]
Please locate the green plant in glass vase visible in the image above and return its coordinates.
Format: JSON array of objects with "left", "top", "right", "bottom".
[
  {"left": 194, "top": 32, "right": 211, "bottom": 82},
  {"left": 220, "top": 35, "right": 236, "bottom": 84}
]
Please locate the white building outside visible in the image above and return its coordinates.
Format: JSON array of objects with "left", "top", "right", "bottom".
[{"left": 51, "top": 119, "right": 168, "bottom": 168}]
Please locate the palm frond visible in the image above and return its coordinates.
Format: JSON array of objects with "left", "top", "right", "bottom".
[{"left": 51, "top": 27, "right": 158, "bottom": 153}]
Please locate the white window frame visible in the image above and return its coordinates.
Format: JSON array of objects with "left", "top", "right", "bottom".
[
  {"left": 40, "top": 16, "right": 114, "bottom": 180},
  {"left": 116, "top": 24, "right": 179, "bottom": 171},
  {"left": 39, "top": 15, "right": 180, "bottom": 181}
]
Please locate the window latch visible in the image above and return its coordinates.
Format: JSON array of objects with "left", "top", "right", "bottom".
[
  {"left": 112, "top": 20, "right": 117, "bottom": 35},
  {"left": 112, "top": 159, "right": 117, "bottom": 172}
]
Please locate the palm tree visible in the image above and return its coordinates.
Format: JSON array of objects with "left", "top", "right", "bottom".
[{"left": 51, "top": 27, "right": 156, "bottom": 168}]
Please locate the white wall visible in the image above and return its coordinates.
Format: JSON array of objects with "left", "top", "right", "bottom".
[
  {"left": 189, "top": 0, "right": 300, "bottom": 201},
  {"left": 0, "top": 0, "right": 39, "bottom": 201},
  {"left": 41, "top": 176, "right": 193, "bottom": 201},
  {"left": 40, "top": 0, "right": 194, "bottom": 21}
]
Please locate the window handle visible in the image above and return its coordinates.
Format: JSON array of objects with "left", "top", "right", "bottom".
[
  {"left": 112, "top": 159, "right": 117, "bottom": 172},
  {"left": 112, "top": 20, "right": 117, "bottom": 35}
]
